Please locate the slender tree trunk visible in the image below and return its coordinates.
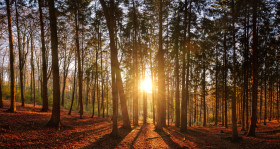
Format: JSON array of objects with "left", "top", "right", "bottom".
[
  {"left": 150, "top": 49, "right": 155, "bottom": 124},
  {"left": 106, "top": 72, "right": 109, "bottom": 118},
  {"left": 68, "top": 57, "right": 76, "bottom": 115},
  {"left": 61, "top": 56, "right": 68, "bottom": 107},
  {"left": 132, "top": 0, "right": 139, "bottom": 126},
  {"left": 180, "top": 0, "right": 188, "bottom": 133},
  {"left": 202, "top": 48, "right": 206, "bottom": 127},
  {"left": 116, "top": 62, "right": 131, "bottom": 129},
  {"left": 215, "top": 45, "right": 219, "bottom": 126},
  {"left": 15, "top": 0, "right": 25, "bottom": 107},
  {"left": 269, "top": 77, "right": 272, "bottom": 121},
  {"left": 143, "top": 66, "right": 147, "bottom": 124},
  {"left": 175, "top": 19, "right": 180, "bottom": 127},
  {"left": 231, "top": 0, "right": 238, "bottom": 140},
  {"left": 99, "top": 0, "right": 121, "bottom": 137},
  {"left": 75, "top": 2, "right": 83, "bottom": 119},
  {"left": 156, "top": 0, "right": 165, "bottom": 131},
  {"left": 39, "top": 0, "right": 48, "bottom": 112},
  {"left": 224, "top": 30, "right": 228, "bottom": 128},
  {"left": 259, "top": 83, "right": 263, "bottom": 122},
  {"left": 47, "top": 0, "right": 61, "bottom": 128},
  {"left": 0, "top": 72, "right": 3, "bottom": 108},
  {"left": 247, "top": 0, "right": 258, "bottom": 136},
  {"left": 264, "top": 64, "right": 267, "bottom": 125},
  {"left": 186, "top": 0, "right": 192, "bottom": 128},
  {"left": 101, "top": 40, "right": 105, "bottom": 118},
  {"left": 245, "top": 6, "right": 250, "bottom": 130},
  {"left": 30, "top": 24, "right": 35, "bottom": 107}
]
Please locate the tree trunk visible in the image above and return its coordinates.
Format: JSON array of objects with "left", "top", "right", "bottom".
[
  {"left": 39, "top": 0, "right": 48, "bottom": 112},
  {"left": 99, "top": 0, "right": 120, "bottom": 137},
  {"left": 264, "top": 63, "right": 267, "bottom": 125},
  {"left": 215, "top": 45, "right": 219, "bottom": 126},
  {"left": 0, "top": 73, "right": 3, "bottom": 108},
  {"left": 224, "top": 30, "right": 228, "bottom": 128},
  {"left": 15, "top": 0, "right": 25, "bottom": 107},
  {"left": 156, "top": 0, "right": 165, "bottom": 131},
  {"left": 132, "top": 0, "right": 139, "bottom": 126},
  {"left": 75, "top": 2, "right": 83, "bottom": 119},
  {"left": 68, "top": 57, "right": 76, "bottom": 115},
  {"left": 247, "top": 0, "right": 258, "bottom": 136},
  {"left": 47, "top": 0, "right": 61, "bottom": 128},
  {"left": 6, "top": 0, "right": 16, "bottom": 113},
  {"left": 180, "top": 0, "right": 188, "bottom": 133},
  {"left": 175, "top": 17, "right": 180, "bottom": 127},
  {"left": 202, "top": 49, "right": 206, "bottom": 127},
  {"left": 231, "top": 0, "right": 239, "bottom": 140},
  {"left": 30, "top": 24, "right": 36, "bottom": 107},
  {"left": 259, "top": 83, "right": 263, "bottom": 122},
  {"left": 116, "top": 63, "right": 131, "bottom": 129}
]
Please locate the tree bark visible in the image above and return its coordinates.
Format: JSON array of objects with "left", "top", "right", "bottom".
[
  {"left": 156, "top": 0, "right": 165, "bottom": 131},
  {"left": 0, "top": 73, "right": 3, "bottom": 108},
  {"left": 6, "top": 0, "right": 16, "bottom": 112},
  {"left": 231, "top": 0, "right": 239, "bottom": 140},
  {"left": 223, "top": 30, "right": 228, "bottom": 128},
  {"left": 39, "top": 0, "right": 48, "bottom": 112},
  {"left": 75, "top": 1, "right": 83, "bottom": 119},
  {"left": 15, "top": 0, "right": 25, "bottom": 107},
  {"left": 68, "top": 56, "right": 76, "bottom": 115},
  {"left": 247, "top": 0, "right": 258, "bottom": 136},
  {"left": 47, "top": 0, "right": 61, "bottom": 128},
  {"left": 180, "top": 0, "right": 188, "bottom": 132},
  {"left": 175, "top": 14, "right": 180, "bottom": 127}
]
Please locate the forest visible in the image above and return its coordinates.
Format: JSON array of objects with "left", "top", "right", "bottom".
[{"left": 0, "top": 0, "right": 280, "bottom": 148}]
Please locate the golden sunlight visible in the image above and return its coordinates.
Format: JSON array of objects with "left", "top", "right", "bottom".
[{"left": 140, "top": 77, "right": 152, "bottom": 93}]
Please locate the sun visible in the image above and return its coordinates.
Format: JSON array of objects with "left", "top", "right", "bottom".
[{"left": 141, "top": 77, "right": 153, "bottom": 93}]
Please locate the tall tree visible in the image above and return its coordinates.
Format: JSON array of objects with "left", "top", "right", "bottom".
[
  {"left": 156, "top": 0, "right": 166, "bottom": 131},
  {"left": 15, "top": 0, "right": 25, "bottom": 107},
  {"left": 38, "top": 0, "right": 48, "bottom": 112},
  {"left": 231, "top": 0, "right": 238, "bottom": 141},
  {"left": 6, "top": 0, "right": 16, "bottom": 112},
  {"left": 47, "top": 0, "right": 61, "bottom": 128},
  {"left": 0, "top": 71, "right": 2, "bottom": 108},
  {"left": 180, "top": 0, "right": 188, "bottom": 132},
  {"left": 247, "top": 0, "right": 258, "bottom": 137}
]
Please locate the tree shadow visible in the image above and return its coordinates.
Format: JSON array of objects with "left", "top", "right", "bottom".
[
  {"left": 156, "top": 128, "right": 184, "bottom": 149},
  {"left": 130, "top": 124, "right": 145, "bottom": 149},
  {"left": 81, "top": 127, "right": 132, "bottom": 149}
]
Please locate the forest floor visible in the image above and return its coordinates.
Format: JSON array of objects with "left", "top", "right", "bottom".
[{"left": 0, "top": 100, "right": 280, "bottom": 149}]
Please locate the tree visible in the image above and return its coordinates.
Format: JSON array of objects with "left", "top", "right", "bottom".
[
  {"left": 6, "top": 0, "right": 16, "bottom": 113},
  {"left": 0, "top": 73, "right": 2, "bottom": 108},
  {"left": 15, "top": 0, "right": 26, "bottom": 107},
  {"left": 156, "top": 0, "right": 166, "bottom": 131},
  {"left": 247, "top": 0, "right": 258, "bottom": 137},
  {"left": 180, "top": 0, "right": 188, "bottom": 132},
  {"left": 69, "top": 54, "right": 77, "bottom": 115},
  {"left": 47, "top": 0, "right": 61, "bottom": 128},
  {"left": 100, "top": 0, "right": 122, "bottom": 137},
  {"left": 38, "top": 0, "right": 48, "bottom": 112},
  {"left": 231, "top": 0, "right": 238, "bottom": 141},
  {"left": 75, "top": 1, "right": 83, "bottom": 119},
  {"left": 132, "top": 0, "right": 139, "bottom": 126}
]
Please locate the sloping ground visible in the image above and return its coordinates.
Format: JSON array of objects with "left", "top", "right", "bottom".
[{"left": 0, "top": 100, "right": 280, "bottom": 148}]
